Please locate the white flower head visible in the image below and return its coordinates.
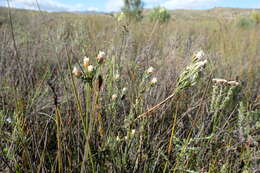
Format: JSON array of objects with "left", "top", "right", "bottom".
[
  {"left": 227, "top": 80, "right": 240, "bottom": 86},
  {"left": 97, "top": 51, "right": 105, "bottom": 63},
  {"left": 83, "top": 56, "right": 90, "bottom": 67},
  {"left": 195, "top": 50, "right": 205, "bottom": 60},
  {"left": 72, "top": 66, "right": 81, "bottom": 77},
  {"left": 150, "top": 77, "right": 158, "bottom": 85},
  {"left": 112, "top": 94, "right": 118, "bottom": 101},
  {"left": 146, "top": 66, "right": 154, "bottom": 74},
  {"left": 114, "top": 73, "right": 120, "bottom": 80},
  {"left": 122, "top": 87, "right": 127, "bottom": 94},
  {"left": 87, "top": 65, "right": 94, "bottom": 73},
  {"left": 212, "top": 78, "right": 228, "bottom": 84},
  {"left": 131, "top": 129, "right": 136, "bottom": 136},
  {"left": 6, "top": 117, "right": 12, "bottom": 123},
  {"left": 116, "top": 136, "right": 120, "bottom": 141},
  {"left": 196, "top": 59, "right": 208, "bottom": 68}
]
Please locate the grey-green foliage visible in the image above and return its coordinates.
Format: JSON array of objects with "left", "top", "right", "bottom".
[
  {"left": 238, "top": 101, "right": 260, "bottom": 143},
  {"left": 176, "top": 59, "right": 207, "bottom": 89},
  {"left": 210, "top": 85, "right": 219, "bottom": 112},
  {"left": 148, "top": 7, "right": 171, "bottom": 23},
  {"left": 238, "top": 102, "right": 248, "bottom": 136},
  {"left": 210, "top": 84, "right": 240, "bottom": 113},
  {"left": 250, "top": 11, "right": 260, "bottom": 24},
  {"left": 122, "top": 0, "right": 143, "bottom": 21},
  {"left": 236, "top": 16, "right": 256, "bottom": 29},
  {"left": 210, "top": 82, "right": 241, "bottom": 132}
]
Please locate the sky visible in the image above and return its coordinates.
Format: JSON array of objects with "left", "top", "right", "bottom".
[{"left": 0, "top": 0, "right": 259, "bottom": 12}]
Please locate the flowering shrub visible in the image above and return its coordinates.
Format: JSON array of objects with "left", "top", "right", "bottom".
[
  {"left": 148, "top": 7, "right": 171, "bottom": 23},
  {"left": 236, "top": 16, "right": 256, "bottom": 29},
  {"left": 250, "top": 11, "right": 260, "bottom": 24},
  {"left": 114, "top": 12, "right": 126, "bottom": 22},
  {"left": 121, "top": 0, "right": 143, "bottom": 21}
]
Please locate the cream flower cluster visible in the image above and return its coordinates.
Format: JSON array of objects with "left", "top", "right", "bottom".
[
  {"left": 72, "top": 51, "right": 106, "bottom": 79},
  {"left": 212, "top": 78, "right": 240, "bottom": 86},
  {"left": 145, "top": 66, "right": 158, "bottom": 86}
]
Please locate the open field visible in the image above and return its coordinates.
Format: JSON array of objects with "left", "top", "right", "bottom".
[{"left": 0, "top": 7, "right": 259, "bottom": 172}]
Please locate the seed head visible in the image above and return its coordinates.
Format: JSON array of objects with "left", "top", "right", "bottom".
[
  {"left": 116, "top": 136, "right": 120, "bottom": 141},
  {"left": 72, "top": 66, "right": 81, "bottom": 77}
]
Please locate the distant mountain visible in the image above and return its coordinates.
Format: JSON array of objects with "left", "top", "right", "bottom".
[
  {"left": 0, "top": 6, "right": 259, "bottom": 19},
  {"left": 73, "top": 10, "right": 107, "bottom": 14}
]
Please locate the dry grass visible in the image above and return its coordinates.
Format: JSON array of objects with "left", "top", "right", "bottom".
[{"left": 0, "top": 7, "right": 259, "bottom": 172}]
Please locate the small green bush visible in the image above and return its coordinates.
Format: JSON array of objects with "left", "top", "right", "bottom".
[
  {"left": 114, "top": 12, "right": 126, "bottom": 22},
  {"left": 0, "top": 16, "right": 6, "bottom": 26},
  {"left": 148, "top": 7, "right": 171, "bottom": 23},
  {"left": 121, "top": 0, "right": 143, "bottom": 21},
  {"left": 236, "top": 16, "right": 256, "bottom": 29},
  {"left": 250, "top": 11, "right": 260, "bottom": 24}
]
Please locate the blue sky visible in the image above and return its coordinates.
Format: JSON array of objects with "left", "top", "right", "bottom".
[{"left": 0, "top": 0, "right": 259, "bottom": 12}]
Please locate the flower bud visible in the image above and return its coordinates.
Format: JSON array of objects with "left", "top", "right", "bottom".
[
  {"left": 112, "top": 94, "right": 117, "bottom": 101},
  {"left": 122, "top": 87, "right": 127, "bottom": 94},
  {"left": 87, "top": 65, "right": 94, "bottom": 73},
  {"left": 72, "top": 66, "right": 81, "bottom": 77},
  {"left": 114, "top": 73, "right": 120, "bottom": 80},
  {"left": 146, "top": 66, "right": 154, "bottom": 74},
  {"left": 97, "top": 51, "right": 105, "bottom": 63},
  {"left": 83, "top": 56, "right": 90, "bottom": 67},
  {"left": 150, "top": 77, "right": 158, "bottom": 86}
]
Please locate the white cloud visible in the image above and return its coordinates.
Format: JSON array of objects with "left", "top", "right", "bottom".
[
  {"left": 2, "top": 0, "right": 255, "bottom": 12},
  {"left": 106, "top": 0, "right": 124, "bottom": 12},
  {"left": 162, "top": 0, "right": 221, "bottom": 9},
  {"left": 104, "top": 0, "right": 222, "bottom": 11},
  {"left": 143, "top": 0, "right": 163, "bottom": 2},
  {"left": 3, "top": 0, "right": 97, "bottom": 12},
  {"left": 105, "top": 0, "right": 164, "bottom": 11},
  {"left": 87, "top": 7, "right": 99, "bottom": 11}
]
